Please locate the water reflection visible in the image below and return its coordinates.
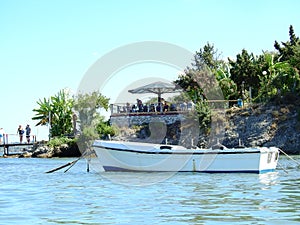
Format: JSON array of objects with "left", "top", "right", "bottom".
[
  {"left": 258, "top": 172, "right": 279, "bottom": 188},
  {"left": 160, "top": 164, "right": 300, "bottom": 224}
]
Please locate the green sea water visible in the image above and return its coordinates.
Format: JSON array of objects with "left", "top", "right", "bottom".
[{"left": 0, "top": 156, "right": 299, "bottom": 225}]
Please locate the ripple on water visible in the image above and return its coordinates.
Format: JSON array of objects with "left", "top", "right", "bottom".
[{"left": 0, "top": 156, "right": 299, "bottom": 224}]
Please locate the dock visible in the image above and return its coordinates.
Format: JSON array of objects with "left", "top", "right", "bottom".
[
  {"left": 0, "top": 143, "right": 34, "bottom": 156},
  {"left": 0, "top": 134, "right": 36, "bottom": 156}
]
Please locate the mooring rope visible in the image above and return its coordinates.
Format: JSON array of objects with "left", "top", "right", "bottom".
[
  {"left": 45, "top": 149, "right": 94, "bottom": 173},
  {"left": 279, "top": 148, "right": 300, "bottom": 167},
  {"left": 277, "top": 161, "right": 289, "bottom": 174}
]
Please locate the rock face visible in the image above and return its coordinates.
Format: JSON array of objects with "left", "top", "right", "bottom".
[
  {"left": 20, "top": 142, "right": 81, "bottom": 158},
  {"left": 222, "top": 102, "right": 300, "bottom": 154}
]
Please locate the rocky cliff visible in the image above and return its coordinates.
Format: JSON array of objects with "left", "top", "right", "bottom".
[{"left": 221, "top": 97, "right": 300, "bottom": 154}]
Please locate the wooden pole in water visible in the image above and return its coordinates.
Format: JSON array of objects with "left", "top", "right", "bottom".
[{"left": 87, "top": 159, "right": 90, "bottom": 172}]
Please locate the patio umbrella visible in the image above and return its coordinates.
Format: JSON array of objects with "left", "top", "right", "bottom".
[{"left": 128, "top": 81, "right": 181, "bottom": 103}]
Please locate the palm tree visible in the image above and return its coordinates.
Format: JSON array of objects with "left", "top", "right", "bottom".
[
  {"left": 32, "top": 89, "right": 74, "bottom": 137},
  {"left": 32, "top": 97, "right": 52, "bottom": 126}
]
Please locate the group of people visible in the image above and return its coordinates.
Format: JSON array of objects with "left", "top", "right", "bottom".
[
  {"left": 0, "top": 125, "right": 32, "bottom": 144},
  {"left": 115, "top": 99, "right": 195, "bottom": 114},
  {"left": 125, "top": 99, "right": 175, "bottom": 113},
  {"left": 17, "top": 124, "right": 31, "bottom": 143}
]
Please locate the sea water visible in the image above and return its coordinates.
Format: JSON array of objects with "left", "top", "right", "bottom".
[{"left": 0, "top": 156, "right": 299, "bottom": 225}]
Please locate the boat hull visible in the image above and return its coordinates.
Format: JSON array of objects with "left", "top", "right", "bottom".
[{"left": 93, "top": 141, "right": 279, "bottom": 173}]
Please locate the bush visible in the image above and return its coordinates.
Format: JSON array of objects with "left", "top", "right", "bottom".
[
  {"left": 96, "top": 119, "right": 118, "bottom": 138},
  {"left": 47, "top": 136, "right": 77, "bottom": 148}
]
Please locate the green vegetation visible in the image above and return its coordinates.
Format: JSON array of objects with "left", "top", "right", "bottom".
[
  {"left": 177, "top": 25, "right": 300, "bottom": 105},
  {"left": 32, "top": 90, "right": 114, "bottom": 150},
  {"left": 73, "top": 91, "right": 113, "bottom": 152},
  {"left": 31, "top": 25, "right": 300, "bottom": 149},
  {"left": 96, "top": 118, "right": 117, "bottom": 138},
  {"left": 47, "top": 136, "right": 77, "bottom": 148},
  {"left": 174, "top": 25, "right": 300, "bottom": 140},
  {"left": 32, "top": 89, "right": 74, "bottom": 137},
  {"left": 73, "top": 91, "right": 112, "bottom": 138}
]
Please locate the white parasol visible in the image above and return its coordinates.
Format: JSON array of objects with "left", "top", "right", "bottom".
[{"left": 128, "top": 81, "right": 181, "bottom": 103}]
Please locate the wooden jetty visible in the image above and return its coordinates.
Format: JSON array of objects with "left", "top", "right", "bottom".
[
  {"left": 0, "top": 143, "right": 34, "bottom": 156},
  {"left": 0, "top": 134, "right": 36, "bottom": 156}
]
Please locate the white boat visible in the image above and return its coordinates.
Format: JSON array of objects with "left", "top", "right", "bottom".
[{"left": 93, "top": 140, "right": 279, "bottom": 173}]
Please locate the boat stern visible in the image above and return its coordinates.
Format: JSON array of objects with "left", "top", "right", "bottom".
[{"left": 258, "top": 147, "right": 280, "bottom": 173}]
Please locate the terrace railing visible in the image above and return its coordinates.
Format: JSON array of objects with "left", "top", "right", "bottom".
[{"left": 109, "top": 100, "right": 242, "bottom": 115}]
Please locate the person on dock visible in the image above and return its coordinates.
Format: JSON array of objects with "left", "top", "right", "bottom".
[
  {"left": 25, "top": 124, "right": 31, "bottom": 143},
  {"left": 0, "top": 128, "right": 4, "bottom": 144},
  {"left": 17, "top": 125, "right": 24, "bottom": 143}
]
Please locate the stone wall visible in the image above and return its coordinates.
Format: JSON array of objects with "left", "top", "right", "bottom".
[
  {"left": 110, "top": 112, "right": 186, "bottom": 127},
  {"left": 110, "top": 111, "right": 200, "bottom": 146}
]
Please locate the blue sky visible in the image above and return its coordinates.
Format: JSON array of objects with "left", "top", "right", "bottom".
[{"left": 1, "top": 0, "right": 300, "bottom": 140}]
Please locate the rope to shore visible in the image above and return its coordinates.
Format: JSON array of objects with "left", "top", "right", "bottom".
[
  {"left": 279, "top": 148, "right": 300, "bottom": 167},
  {"left": 45, "top": 158, "right": 80, "bottom": 173},
  {"left": 277, "top": 161, "right": 289, "bottom": 174},
  {"left": 45, "top": 149, "right": 94, "bottom": 173}
]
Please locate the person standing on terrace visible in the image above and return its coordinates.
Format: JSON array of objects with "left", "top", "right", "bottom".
[
  {"left": 137, "top": 99, "right": 143, "bottom": 112},
  {"left": 163, "top": 101, "right": 169, "bottom": 112}
]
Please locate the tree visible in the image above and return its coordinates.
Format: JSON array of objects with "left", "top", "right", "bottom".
[
  {"left": 175, "top": 68, "right": 224, "bottom": 140},
  {"left": 189, "top": 43, "right": 238, "bottom": 102},
  {"left": 274, "top": 25, "right": 300, "bottom": 70},
  {"left": 32, "top": 97, "right": 51, "bottom": 126},
  {"left": 228, "top": 49, "right": 261, "bottom": 99},
  {"left": 174, "top": 43, "right": 228, "bottom": 136},
  {"left": 32, "top": 89, "right": 74, "bottom": 137},
  {"left": 192, "top": 42, "right": 222, "bottom": 70},
  {"left": 73, "top": 91, "right": 110, "bottom": 129},
  {"left": 214, "top": 61, "right": 238, "bottom": 101},
  {"left": 289, "top": 45, "right": 300, "bottom": 72},
  {"left": 176, "top": 43, "right": 224, "bottom": 102},
  {"left": 50, "top": 89, "right": 74, "bottom": 136},
  {"left": 73, "top": 91, "right": 112, "bottom": 154},
  {"left": 274, "top": 25, "right": 300, "bottom": 92}
]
